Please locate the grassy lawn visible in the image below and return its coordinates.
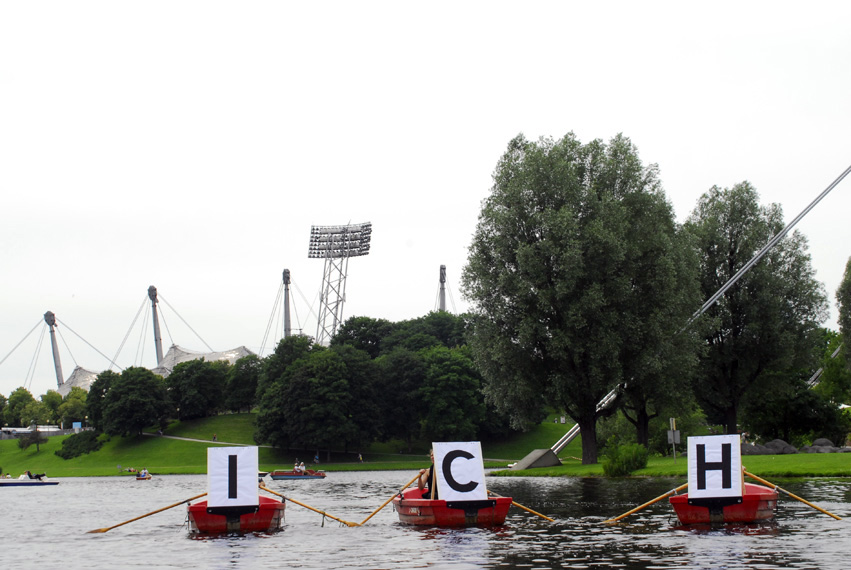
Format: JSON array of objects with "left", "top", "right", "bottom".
[{"left": 1, "top": 413, "right": 847, "bottom": 479}]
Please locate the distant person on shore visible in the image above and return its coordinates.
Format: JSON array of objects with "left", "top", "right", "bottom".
[{"left": 212, "top": 433, "right": 217, "bottom": 442}]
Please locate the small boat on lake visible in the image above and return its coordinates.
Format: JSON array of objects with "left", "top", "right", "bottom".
[
  {"left": 392, "top": 487, "right": 512, "bottom": 527},
  {"left": 1, "top": 478, "right": 59, "bottom": 487},
  {"left": 669, "top": 483, "right": 777, "bottom": 525},
  {"left": 187, "top": 495, "right": 286, "bottom": 534},
  {"left": 269, "top": 469, "right": 326, "bottom": 480},
  {"left": 135, "top": 474, "right": 152, "bottom": 480}
]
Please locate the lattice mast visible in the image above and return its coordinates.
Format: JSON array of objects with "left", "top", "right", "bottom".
[
  {"left": 308, "top": 222, "right": 372, "bottom": 345},
  {"left": 44, "top": 311, "right": 64, "bottom": 389},
  {"left": 148, "top": 285, "right": 164, "bottom": 366}
]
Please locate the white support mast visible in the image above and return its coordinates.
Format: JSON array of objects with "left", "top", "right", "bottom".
[
  {"left": 43, "top": 311, "right": 64, "bottom": 389},
  {"left": 148, "top": 285, "right": 164, "bottom": 366}
]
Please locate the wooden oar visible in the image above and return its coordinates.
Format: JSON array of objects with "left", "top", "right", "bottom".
[
  {"left": 87, "top": 493, "right": 207, "bottom": 533},
  {"left": 744, "top": 470, "right": 842, "bottom": 520},
  {"left": 259, "top": 485, "right": 359, "bottom": 527},
  {"left": 488, "top": 490, "right": 555, "bottom": 522},
  {"left": 604, "top": 482, "right": 688, "bottom": 524},
  {"left": 359, "top": 473, "right": 421, "bottom": 526}
]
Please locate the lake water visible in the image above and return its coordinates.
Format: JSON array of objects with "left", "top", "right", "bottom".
[{"left": 3, "top": 471, "right": 849, "bottom": 569}]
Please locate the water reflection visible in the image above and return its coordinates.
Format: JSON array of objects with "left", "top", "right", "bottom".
[{"left": 2, "top": 472, "right": 848, "bottom": 569}]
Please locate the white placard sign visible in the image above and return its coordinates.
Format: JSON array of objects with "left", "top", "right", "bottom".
[
  {"left": 433, "top": 441, "right": 488, "bottom": 502},
  {"left": 207, "top": 446, "right": 259, "bottom": 508},
  {"left": 687, "top": 435, "right": 743, "bottom": 499}
]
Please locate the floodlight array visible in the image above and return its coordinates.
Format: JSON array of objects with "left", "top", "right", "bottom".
[{"left": 308, "top": 222, "right": 372, "bottom": 259}]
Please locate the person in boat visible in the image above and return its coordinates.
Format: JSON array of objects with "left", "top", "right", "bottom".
[
  {"left": 25, "top": 470, "right": 46, "bottom": 481},
  {"left": 417, "top": 449, "right": 438, "bottom": 500},
  {"left": 299, "top": 461, "right": 306, "bottom": 474},
  {"left": 140, "top": 468, "right": 149, "bottom": 478}
]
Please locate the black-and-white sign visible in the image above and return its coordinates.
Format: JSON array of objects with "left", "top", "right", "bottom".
[
  {"left": 207, "top": 446, "right": 259, "bottom": 508},
  {"left": 433, "top": 441, "right": 488, "bottom": 502},
  {"left": 687, "top": 435, "right": 743, "bottom": 499}
]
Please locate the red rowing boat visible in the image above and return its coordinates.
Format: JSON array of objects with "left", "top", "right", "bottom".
[
  {"left": 392, "top": 487, "right": 512, "bottom": 527},
  {"left": 269, "top": 469, "right": 326, "bottom": 480},
  {"left": 187, "top": 495, "right": 285, "bottom": 534},
  {"left": 669, "top": 483, "right": 777, "bottom": 525}
]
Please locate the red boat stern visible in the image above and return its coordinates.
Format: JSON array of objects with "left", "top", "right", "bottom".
[
  {"left": 669, "top": 483, "right": 777, "bottom": 525},
  {"left": 187, "top": 495, "right": 286, "bottom": 534}
]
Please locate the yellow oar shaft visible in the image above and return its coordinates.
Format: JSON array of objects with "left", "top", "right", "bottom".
[
  {"left": 260, "top": 485, "right": 358, "bottom": 527},
  {"left": 87, "top": 493, "right": 207, "bottom": 533},
  {"left": 744, "top": 470, "right": 842, "bottom": 521},
  {"left": 604, "top": 483, "right": 688, "bottom": 524},
  {"left": 488, "top": 490, "right": 555, "bottom": 522},
  {"left": 359, "top": 473, "right": 420, "bottom": 526}
]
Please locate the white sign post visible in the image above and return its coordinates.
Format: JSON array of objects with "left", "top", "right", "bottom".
[
  {"left": 433, "top": 441, "right": 488, "bottom": 502},
  {"left": 207, "top": 446, "right": 259, "bottom": 509},
  {"left": 687, "top": 434, "right": 743, "bottom": 500}
]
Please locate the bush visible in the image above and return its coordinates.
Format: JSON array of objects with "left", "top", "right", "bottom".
[
  {"left": 55, "top": 430, "right": 103, "bottom": 459},
  {"left": 602, "top": 441, "right": 649, "bottom": 476}
]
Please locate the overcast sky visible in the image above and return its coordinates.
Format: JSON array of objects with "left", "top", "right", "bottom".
[{"left": 3, "top": 1, "right": 850, "bottom": 398}]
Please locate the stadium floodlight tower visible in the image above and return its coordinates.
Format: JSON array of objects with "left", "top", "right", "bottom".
[{"left": 308, "top": 222, "right": 372, "bottom": 345}]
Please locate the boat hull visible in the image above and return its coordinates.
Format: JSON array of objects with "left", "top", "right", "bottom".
[
  {"left": 269, "top": 470, "right": 326, "bottom": 480},
  {"left": 392, "top": 488, "right": 512, "bottom": 527},
  {"left": 187, "top": 496, "right": 285, "bottom": 534},
  {"left": 0, "top": 480, "right": 59, "bottom": 486},
  {"left": 669, "top": 483, "right": 777, "bottom": 525},
  {"left": 136, "top": 475, "right": 152, "bottom": 480}
]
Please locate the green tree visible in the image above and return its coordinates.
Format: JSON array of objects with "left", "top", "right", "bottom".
[
  {"left": 226, "top": 354, "right": 262, "bottom": 413},
  {"left": 684, "top": 182, "right": 828, "bottom": 434},
  {"left": 837, "top": 257, "right": 851, "bottom": 363},
  {"left": 102, "top": 367, "right": 169, "bottom": 437},
  {"left": 741, "top": 370, "right": 850, "bottom": 446},
  {"left": 256, "top": 335, "right": 321, "bottom": 401},
  {"left": 166, "top": 358, "right": 228, "bottom": 420},
  {"left": 331, "top": 316, "right": 395, "bottom": 358},
  {"left": 462, "top": 133, "right": 692, "bottom": 463},
  {"left": 4, "top": 387, "right": 36, "bottom": 427},
  {"left": 419, "top": 345, "right": 484, "bottom": 441},
  {"left": 255, "top": 345, "right": 380, "bottom": 457},
  {"left": 58, "top": 387, "right": 88, "bottom": 427},
  {"left": 86, "top": 370, "right": 119, "bottom": 432},
  {"left": 21, "top": 400, "right": 50, "bottom": 426},
  {"left": 41, "top": 390, "right": 63, "bottom": 424},
  {"left": 375, "top": 348, "right": 427, "bottom": 450}
]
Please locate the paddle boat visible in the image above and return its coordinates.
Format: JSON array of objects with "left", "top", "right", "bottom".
[
  {"left": 1, "top": 475, "right": 59, "bottom": 487},
  {"left": 269, "top": 469, "right": 326, "bottom": 480},
  {"left": 392, "top": 487, "right": 512, "bottom": 527},
  {"left": 669, "top": 482, "right": 778, "bottom": 525},
  {"left": 187, "top": 495, "right": 286, "bottom": 534},
  {"left": 135, "top": 474, "right": 152, "bottom": 480}
]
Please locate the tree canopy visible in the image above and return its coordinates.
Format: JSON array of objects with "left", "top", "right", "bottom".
[
  {"left": 684, "top": 182, "right": 828, "bottom": 434},
  {"left": 462, "top": 133, "right": 693, "bottom": 463},
  {"left": 101, "top": 367, "right": 169, "bottom": 437}
]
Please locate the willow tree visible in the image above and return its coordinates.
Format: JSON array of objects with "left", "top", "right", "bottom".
[
  {"left": 684, "top": 182, "right": 828, "bottom": 435},
  {"left": 462, "top": 133, "right": 697, "bottom": 463}
]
